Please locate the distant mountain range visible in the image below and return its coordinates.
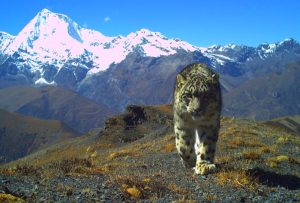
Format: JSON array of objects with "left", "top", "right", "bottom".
[
  {"left": 0, "top": 86, "right": 114, "bottom": 133},
  {"left": 223, "top": 62, "right": 300, "bottom": 119},
  {"left": 1, "top": 8, "right": 300, "bottom": 123}
]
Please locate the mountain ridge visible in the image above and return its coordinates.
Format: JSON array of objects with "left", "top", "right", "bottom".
[
  {"left": 0, "top": 86, "right": 115, "bottom": 133},
  {"left": 1, "top": 9, "right": 299, "bottom": 86},
  {"left": 0, "top": 9, "right": 201, "bottom": 75},
  {"left": 0, "top": 8, "right": 300, "bottom": 121}
]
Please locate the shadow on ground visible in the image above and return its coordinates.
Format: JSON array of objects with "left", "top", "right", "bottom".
[{"left": 248, "top": 167, "right": 300, "bottom": 190}]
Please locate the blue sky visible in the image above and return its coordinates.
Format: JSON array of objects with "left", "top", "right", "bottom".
[{"left": 0, "top": 0, "right": 300, "bottom": 47}]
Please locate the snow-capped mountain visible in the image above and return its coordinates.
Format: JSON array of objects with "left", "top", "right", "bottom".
[
  {"left": 0, "top": 32, "right": 15, "bottom": 62},
  {"left": 1, "top": 8, "right": 300, "bottom": 124},
  {"left": 0, "top": 9, "right": 203, "bottom": 78},
  {"left": 1, "top": 8, "right": 300, "bottom": 105},
  {"left": 200, "top": 38, "right": 300, "bottom": 67}
]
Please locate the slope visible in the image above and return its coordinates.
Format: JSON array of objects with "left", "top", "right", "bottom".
[
  {"left": 0, "top": 109, "right": 78, "bottom": 163},
  {"left": 1, "top": 105, "right": 299, "bottom": 202},
  {"left": 264, "top": 115, "right": 300, "bottom": 134},
  {"left": 0, "top": 86, "right": 115, "bottom": 133},
  {"left": 223, "top": 62, "right": 300, "bottom": 120}
]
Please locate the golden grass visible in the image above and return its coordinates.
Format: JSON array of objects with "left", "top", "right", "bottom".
[
  {"left": 276, "top": 134, "right": 294, "bottom": 144},
  {"left": 161, "top": 143, "right": 176, "bottom": 153},
  {"left": 132, "top": 142, "right": 153, "bottom": 151},
  {"left": 1, "top": 109, "right": 298, "bottom": 202},
  {"left": 126, "top": 186, "right": 142, "bottom": 198},
  {"left": 242, "top": 150, "right": 261, "bottom": 160},
  {"left": 87, "top": 143, "right": 114, "bottom": 152},
  {"left": 90, "top": 163, "right": 130, "bottom": 175},
  {"left": 152, "top": 104, "right": 173, "bottom": 113},
  {"left": 32, "top": 146, "right": 87, "bottom": 167},
  {"left": 266, "top": 155, "right": 300, "bottom": 168},
  {"left": 0, "top": 194, "right": 25, "bottom": 203},
  {"left": 167, "top": 183, "right": 187, "bottom": 195},
  {"left": 205, "top": 194, "right": 217, "bottom": 202},
  {"left": 113, "top": 175, "right": 171, "bottom": 200},
  {"left": 227, "top": 137, "right": 266, "bottom": 149},
  {"left": 108, "top": 149, "right": 139, "bottom": 161},
  {"left": 216, "top": 169, "right": 257, "bottom": 190},
  {"left": 215, "top": 155, "right": 234, "bottom": 164},
  {"left": 0, "top": 168, "right": 16, "bottom": 175}
]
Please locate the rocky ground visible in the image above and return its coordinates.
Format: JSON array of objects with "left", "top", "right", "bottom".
[
  {"left": 0, "top": 174, "right": 122, "bottom": 202},
  {"left": 0, "top": 105, "right": 299, "bottom": 202}
]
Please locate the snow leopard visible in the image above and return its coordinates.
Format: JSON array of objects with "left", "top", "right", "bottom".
[{"left": 173, "top": 63, "right": 222, "bottom": 175}]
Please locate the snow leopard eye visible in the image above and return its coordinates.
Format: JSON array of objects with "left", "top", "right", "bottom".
[{"left": 182, "top": 94, "right": 190, "bottom": 103}]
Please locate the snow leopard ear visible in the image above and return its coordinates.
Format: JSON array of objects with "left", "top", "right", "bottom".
[{"left": 176, "top": 74, "right": 186, "bottom": 88}]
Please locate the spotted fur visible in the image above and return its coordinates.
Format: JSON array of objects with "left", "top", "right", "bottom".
[{"left": 173, "top": 63, "right": 221, "bottom": 175}]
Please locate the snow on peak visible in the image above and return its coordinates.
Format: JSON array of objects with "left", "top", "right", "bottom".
[
  {"left": 278, "top": 38, "right": 298, "bottom": 47},
  {"left": 136, "top": 28, "right": 154, "bottom": 36},
  {"left": 40, "top": 8, "right": 51, "bottom": 14},
  {"left": 6, "top": 9, "right": 297, "bottom": 76},
  {"left": 4, "top": 8, "right": 86, "bottom": 67},
  {"left": 87, "top": 28, "right": 203, "bottom": 73},
  {"left": 0, "top": 32, "right": 15, "bottom": 51},
  {"left": 0, "top": 31, "right": 14, "bottom": 37},
  {"left": 125, "top": 28, "right": 199, "bottom": 57},
  {"left": 35, "top": 77, "right": 56, "bottom": 86},
  {"left": 256, "top": 38, "right": 299, "bottom": 59},
  {"left": 3, "top": 9, "right": 206, "bottom": 74},
  {"left": 206, "top": 43, "right": 241, "bottom": 53}
]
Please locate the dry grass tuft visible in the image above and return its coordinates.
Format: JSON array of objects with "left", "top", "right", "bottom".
[
  {"left": 153, "top": 104, "right": 173, "bottom": 113},
  {"left": 0, "top": 194, "right": 25, "bottom": 203},
  {"left": 126, "top": 186, "right": 142, "bottom": 198},
  {"left": 90, "top": 163, "right": 130, "bottom": 175},
  {"left": 0, "top": 167, "right": 17, "bottom": 175},
  {"left": 87, "top": 143, "right": 113, "bottom": 152},
  {"left": 205, "top": 194, "right": 217, "bottom": 202},
  {"left": 266, "top": 155, "right": 300, "bottom": 168},
  {"left": 161, "top": 143, "right": 176, "bottom": 153},
  {"left": 215, "top": 155, "right": 234, "bottom": 164},
  {"left": 49, "top": 158, "right": 92, "bottom": 174},
  {"left": 242, "top": 150, "right": 261, "bottom": 160},
  {"left": 276, "top": 134, "right": 294, "bottom": 144},
  {"left": 33, "top": 146, "right": 87, "bottom": 167},
  {"left": 108, "top": 149, "right": 138, "bottom": 161},
  {"left": 113, "top": 175, "right": 172, "bottom": 200},
  {"left": 168, "top": 183, "right": 187, "bottom": 195},
  {"left": 14, "top": 164, "right": 41, "bottom": 176},
  {"left": 227, "top": 137, "right": 266, "bottom": 149},
  {"left": 216, "top": 169, "right": 257, "bottom": 190}
]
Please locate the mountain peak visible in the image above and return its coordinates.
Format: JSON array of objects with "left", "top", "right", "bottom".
[
  {"left": 278, "top": 38, "right": 299, "bottom": 46},
  {"left": 1, "top": 9, "right": 298, "bottom": 79},
  {"left": 137, "top": 28, "right": 152, "bottom": 34},
  {"left": 39, "top": 8, "right": 52, "bottom": 15},
  {"left": 0, "top": 31, "right": 14, "bottom": 38},
  {"left": 22, "top": 8, "right": 83, "bottom": 45}
]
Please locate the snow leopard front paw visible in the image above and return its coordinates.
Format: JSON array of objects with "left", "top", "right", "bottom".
[{"left": 194, "top": 161, "right": 216, "bottom": 175}]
